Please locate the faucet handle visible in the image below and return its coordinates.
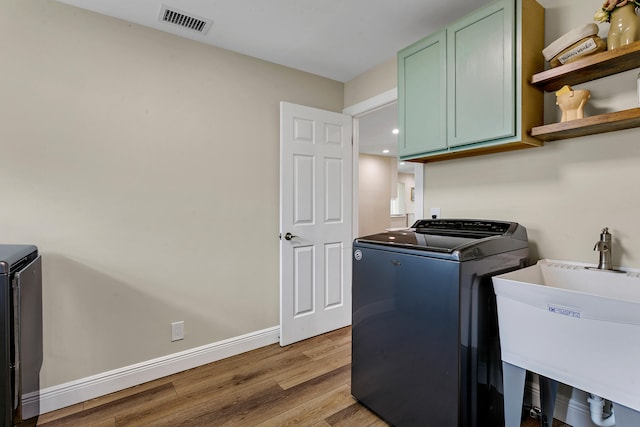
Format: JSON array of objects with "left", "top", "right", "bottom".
[{"left": 599, "top": 227, "right": 611, "bottom": 243}]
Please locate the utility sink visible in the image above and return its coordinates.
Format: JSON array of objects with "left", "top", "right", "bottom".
[{"left": 492, "top": 259, "right": 640, "bottom": 412}]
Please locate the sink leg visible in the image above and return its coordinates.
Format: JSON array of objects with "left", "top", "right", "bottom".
[
  {"left": 614, "top": 402, "right": 640, "bottom": 427},
  {"left": 539, "top": 375, "right": 558, "bottom": 427},
  {"left": 503, "top": 362, "right": 526, "bottom": 427}
]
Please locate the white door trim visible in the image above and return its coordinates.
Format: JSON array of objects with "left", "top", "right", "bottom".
[{"left": 342, "top": 88, "right": 398, "bottom": 117}]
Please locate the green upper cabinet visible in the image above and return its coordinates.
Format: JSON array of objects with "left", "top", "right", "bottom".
[
  {"left": 447, "top": 1, "right": 514, "bottom": 147},
  {"left": 398, "top": 0, "right": 544, "bottom": 162},
  {"left": 398, "top": 31, "right": 447, "bottom": 157}
]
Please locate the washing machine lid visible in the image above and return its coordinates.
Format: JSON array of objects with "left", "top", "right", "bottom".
[
  {"left": 354, "top": 219, "right": 527, "bottom": 256},
  {"left": 0, "top": 245, "right": 38, "bottom": 274}
]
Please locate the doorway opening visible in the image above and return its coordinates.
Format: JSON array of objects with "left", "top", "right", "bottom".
[
  {"left": 357, "top": 102, "right": 416, "bottom": 236},
  {"left": 345, "top": 91, "right": 424, "bottom": 239}
]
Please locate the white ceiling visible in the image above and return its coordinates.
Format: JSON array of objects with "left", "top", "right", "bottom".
[
  {"left": 358, "top": 102, "right": 409, "bottom": 174},
  {"left": 55, "top": 0, "right": 493, "bottom": 83},
  {"left": 359, "top": 103, "right": 398, "bottom": 157}
]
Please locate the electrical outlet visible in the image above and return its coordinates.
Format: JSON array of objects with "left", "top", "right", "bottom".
[
  {"left": 430, "top": 207, "right": 441, "bottom": 219},
  {"left": 171, "top": 321, "right": 184, "bottom": 342}
]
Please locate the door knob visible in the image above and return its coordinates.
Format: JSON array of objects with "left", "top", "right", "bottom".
[{"left": 284, "top": 232, "right": 298, "bottom": 241}]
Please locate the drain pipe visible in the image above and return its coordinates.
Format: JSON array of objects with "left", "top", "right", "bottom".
[{"left": 588, "top": 394, "right": 616, "bottom": 427}]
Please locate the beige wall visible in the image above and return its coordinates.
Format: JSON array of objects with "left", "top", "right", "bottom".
[
  {"left": 358, "top": 154, "right": 394, "bottom": 236},
  {"left": 344, "top": 57, "right": 397, "bottom": 107},
  {"left": 1, "top": 0, "right": 343, "bottom": 388}
]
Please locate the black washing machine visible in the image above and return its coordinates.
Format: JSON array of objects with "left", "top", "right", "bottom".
[{"left": 351, "top": 219, "right": 528, "bottom": 427}]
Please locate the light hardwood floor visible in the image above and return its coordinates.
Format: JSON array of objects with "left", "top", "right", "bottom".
[{"left": 26, "top": 327, "right": 570, "bottom": 426}]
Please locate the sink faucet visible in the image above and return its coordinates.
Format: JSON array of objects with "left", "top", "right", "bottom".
[{"left": 593, "top": 227, "right": 613, "bottom": 270}]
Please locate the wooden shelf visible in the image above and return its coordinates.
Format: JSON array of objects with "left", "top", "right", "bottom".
[
  {"left": 529, "top": 40, "right": 640, "bottom": 141},
  {"left": 530, "top": 107, "right": 640, "bottom": 141},
  {"left": 531, "top": 40, "right": 640, "bottom": 92}
]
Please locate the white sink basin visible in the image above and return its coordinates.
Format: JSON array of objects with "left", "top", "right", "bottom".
[{"left": 493, "top": 259, "right": 640, "bottom": 412}]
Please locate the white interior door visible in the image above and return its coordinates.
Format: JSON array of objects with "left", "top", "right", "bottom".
[{"left": 279, "top": 102, "right": 352, "bottom": 346}]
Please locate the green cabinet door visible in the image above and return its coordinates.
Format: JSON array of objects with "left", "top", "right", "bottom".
[
  {"left": 447, "top": 0, "right": 515, "bottom": 147},
  {"left": 398, "top": 30, "right": 447, "bottom": 158}
]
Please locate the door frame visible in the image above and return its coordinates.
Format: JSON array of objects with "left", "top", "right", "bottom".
[{"left": 344, "top": 88, "right": 424, "bottom": 239}]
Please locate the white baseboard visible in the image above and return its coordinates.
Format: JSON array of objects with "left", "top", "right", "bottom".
[
  {"left": 528, "top": 380, "right": 595, "bottom": 427},
  {"left": 28, "top": 326, "right": 280, "bottom": 417}
]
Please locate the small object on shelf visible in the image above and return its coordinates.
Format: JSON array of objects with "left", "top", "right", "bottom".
[
  {"left": 556, "top": 85, "right": 591, "bottom": 122},
  {"left": 594, "top": 0, "right": 640, "bottom": 50},
  {"left": 606, "top": 3, "right": 640, "bottom": 50},
  {"left": 531, "top": 40, "right": 640, "bottom": 92},
  {"left": 555, "top": 85, "right": 572, "bottom": 96},
  {"left": 542, "top": 23, "right": 606, "bottom": 67}
]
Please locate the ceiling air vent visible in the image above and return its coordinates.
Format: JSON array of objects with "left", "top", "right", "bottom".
[{"left": 159, "top": 5, "right": 213, "bottom": 34}]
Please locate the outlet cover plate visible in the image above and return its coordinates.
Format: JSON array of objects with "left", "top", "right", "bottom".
[{"left": 171, "top": 321, "right": 184, "bottom": 341}]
